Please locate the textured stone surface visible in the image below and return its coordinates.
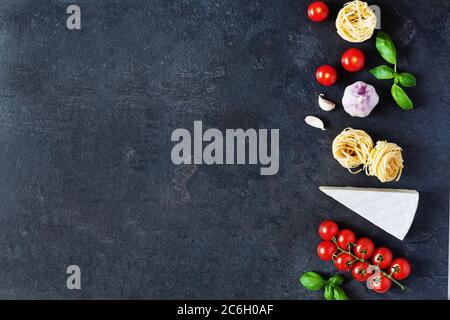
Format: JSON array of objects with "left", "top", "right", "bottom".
[{"left": 0, "top": 0, "right": 448, "bottom": 299}]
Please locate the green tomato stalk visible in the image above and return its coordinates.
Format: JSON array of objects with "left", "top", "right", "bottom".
[{"left": 331, "top": 237, "right": 407, "bottom": 291}]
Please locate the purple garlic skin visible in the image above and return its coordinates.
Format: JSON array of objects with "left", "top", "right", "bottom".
[{"left": 342, "top": 81, "right": 379, "bottom": 118}]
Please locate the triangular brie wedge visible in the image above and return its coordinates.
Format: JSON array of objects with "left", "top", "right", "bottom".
[{"left": 319, "top": 186, "right": 419, "bottom": 240}]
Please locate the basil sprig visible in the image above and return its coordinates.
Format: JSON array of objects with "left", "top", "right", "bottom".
[
  {"left": 370, "top": 31, "right": 416, "bottom": 110},
  {"left": 300, "top": 272, "right": 349, "bottom": 300}
]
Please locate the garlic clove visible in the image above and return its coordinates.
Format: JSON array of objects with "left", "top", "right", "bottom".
[
  {"left": 318, "top": 94, "right": 336, "bottom": 111},
  {"left": 305, "top": 116, "right": 326, "bottom": 130}
]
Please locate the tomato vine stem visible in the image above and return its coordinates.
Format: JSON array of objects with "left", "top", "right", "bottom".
[{"left": 331, "top": 238, "right": 406, "bottom": 291}]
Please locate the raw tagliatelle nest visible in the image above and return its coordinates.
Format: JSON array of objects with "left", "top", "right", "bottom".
[
  {"left": 332, "top": 128, "right": 405, "bottom": 183},
  {"left": 364, "top": 141, "right": 404, "bottom": 183},
  {"left": 336, "top": 0, "right": 377, "bottom": 43},
  {"left": 332, "top": 128, "right": 374, "bottom": 173}
]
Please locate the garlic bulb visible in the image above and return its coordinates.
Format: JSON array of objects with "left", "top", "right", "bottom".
[
  {"left": 318, "top": 94, "right": 336, "bottom": 111},
  {"left": 342, "top": 81, "right": 379, "bottom": 118}
]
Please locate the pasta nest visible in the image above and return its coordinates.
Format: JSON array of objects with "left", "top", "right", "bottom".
[
  {"left": 336, "top": 0, "right": 377, "bottom": 43},
  {"left": 332, "top": 128, "right": 374, "bottom": 173},
  {"left": 332, "top": 128, "right": 404, "bottom": 183},
  {"left": 364, "top": 141, "right": 404, "bottom": 183}
]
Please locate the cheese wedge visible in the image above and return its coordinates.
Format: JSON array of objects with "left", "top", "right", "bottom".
[{"left": 319, "top": 186, "right": 419, "bottom": 240}]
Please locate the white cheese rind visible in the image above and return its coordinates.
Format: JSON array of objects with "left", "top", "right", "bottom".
[{"left": 319, "top": 186, "right": 419, "bottom": 240}]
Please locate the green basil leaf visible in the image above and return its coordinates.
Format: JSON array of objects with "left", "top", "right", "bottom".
[
  {"left": 300, "top": 272, "right": 326, "bottom": 291},
  {"left": 391, "top": 83, "right": 413, "bottom": 110},
  {"left": 398, "top": 72, "right": 417, "bottom": 87},
  {"left": 328, "top": 275, "right": 344, "bottom": 286},
  {"left": 324, "top": 283, "right": 335, "bottom": 300},
  {"left": 376, "top": 31, "right": 397, "bottom": 65},
  {"left": 370, "top": 65, "right": 396, "bottom": 80},
  {"left": 333, "top": 286, "right": 349, "bottom": 300}
]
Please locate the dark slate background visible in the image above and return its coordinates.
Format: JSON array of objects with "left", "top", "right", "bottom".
[{"left": 0, "top": 0, "right": 448, "bottom": 300}]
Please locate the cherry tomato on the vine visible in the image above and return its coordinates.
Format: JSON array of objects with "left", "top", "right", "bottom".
[
  {"left": 341, "top": 48, "right": 365, "bottom": 72},
  {"left": 354, "top": 237, "right": 375, "bottom": 260},
  {"left": 317, "top": 241, "right": 337, "bottom": 261},
  {"left": 315, "top": 65, "right": 337, "bottom": 86},
  {"left": 334, "top": 252, "right": 354, "bottom": 272},
  {"left": 318, "top": 220, "right": 339, "bottom": 241},
  {"left": 307, "top": 1, "right": 329, "bottom": 22},
  {"left": 336, "top": 229, "right": 356, "bottom": 250},
  {"left": 371, "top": 274, "right": 392, "bottom": 294},
  {"left": 389, "top": 258, "right": 411, "bottom": 280},
  {"left": 372, "top": 247, "right": 393, "bottom": 269},
  {"left": 351, "top": 261, "right": 374, "bottom": 282}
]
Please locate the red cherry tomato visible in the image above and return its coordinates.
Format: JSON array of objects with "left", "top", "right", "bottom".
[
  {"left": 318, "top": 220, "right": 339, "bottom": 241},
  {"left": 307, "top": 1, "right": 329, "bottom": 22},
  {"left": 351, "top": 261, "right": 374, "bottom": 282},
  {"left": 336, "top": 229, "right": 356, "bottom": 250},
  {"left": 389, "top": 258, "right": 411, "bottom": 280},
  {"left": 371, "top": 274, "right": 392, "bottom": 294},
  {"left": 334, "top": 252, "right": 354, "bottom": 272},
  {"left": 315, "top": 65, "right": 337, "bottom": 86},
  {"left": 372, "top": 247, "right": 393, "bottom": 269},
  {"left": 317, "top": 241, "right": 337, "bottom": 261},
  {"left": 354, "top": 238, "right": 375, "bottom": 260},
  {"left": 341, "top": 48, "right": 365, "bottom": 72}
]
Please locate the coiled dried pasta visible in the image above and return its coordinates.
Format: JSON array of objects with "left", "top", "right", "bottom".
[
  {"left": 364, "top": 141, "right": 404, "bottom": 183},
  {"left": 332, "top": 128, "right": 374, "bottom": 173},
  {"left": 336, "top": 0, "right": 377, "bottom": 43},
  {"left": 332, "top": 128, "right": 404, "bottom": 183}
]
